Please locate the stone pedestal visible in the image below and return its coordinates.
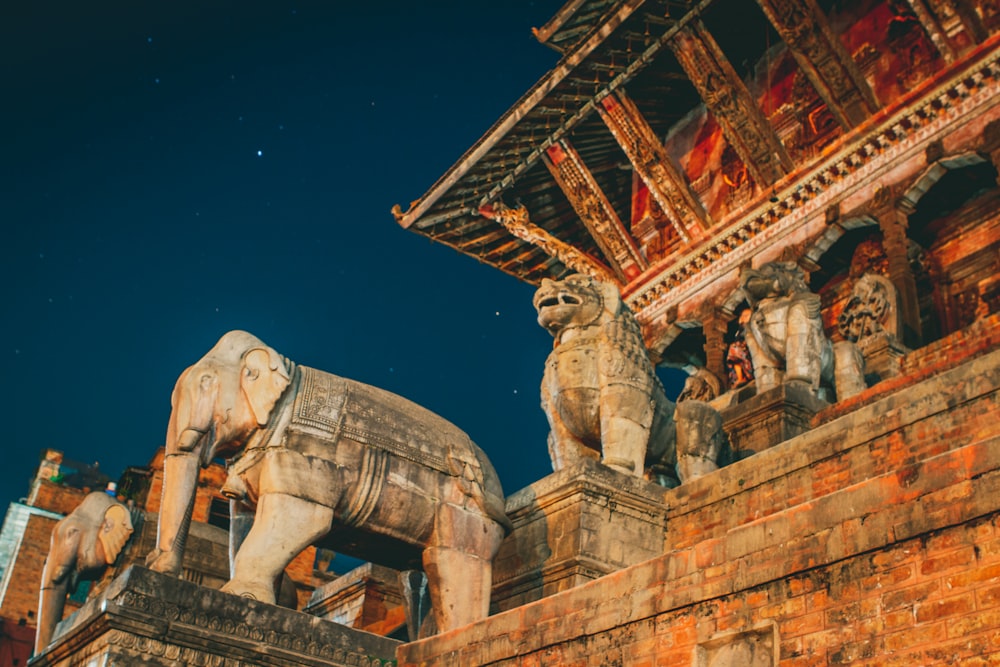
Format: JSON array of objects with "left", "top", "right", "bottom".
[
  {"left": 491, "top": 458, "right": 669, "bottom": 612},
  {"left": 30, "top": 566, "right": 400, "bottom": 667},
  {"left": 720, "top": 381, "right": 828, "bottom": 455},
  {"left": 305, "top": 562, "right": 407, "bottom": 637},
  {"left": 860, "top": 333, "right": 906, "bottom": 384}
]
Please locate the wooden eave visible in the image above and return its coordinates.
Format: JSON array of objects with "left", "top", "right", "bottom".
[{"left": 392, "top": 0, "right": 716, "bottom": 285}]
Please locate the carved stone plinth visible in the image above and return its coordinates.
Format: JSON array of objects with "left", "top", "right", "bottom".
[
  {"left": 30, "top": 566, "right": 400, "bottom": 667},
  {"left": 305, "top": 562, "right": 406, "bottom": 637},
  {"left": 721, "top": 381, "right": 829, "bottom": 456},
  {"left": 491, "top": 458, "right": 668, "bottom": 613},
  {"left": 860, "top": 333, "right": 906, "bottom": 384}
]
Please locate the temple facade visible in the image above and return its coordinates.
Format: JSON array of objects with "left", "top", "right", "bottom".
[{"left": 393, "top": 0, "right": 1000, "bottom": 664}]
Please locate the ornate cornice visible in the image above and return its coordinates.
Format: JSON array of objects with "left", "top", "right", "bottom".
[{"left": 626, "top": 44, "right": 1000, "bottom": 331}]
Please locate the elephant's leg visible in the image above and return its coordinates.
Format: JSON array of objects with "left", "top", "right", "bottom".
[
  {"left": 424, "top": 504, "right": 504, "bottom": 634},
  {"left": 222, "top": 493, "right": 333, "bottom": 604}
]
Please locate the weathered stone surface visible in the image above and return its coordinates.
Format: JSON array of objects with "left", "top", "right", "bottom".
[
  {"left": 491, "top": 458, "right": 669, "bottom": 612},
  {"left": 720, "top": 381, "right": 828, "bottom": 455},
  {"left": 305, "top": 562, "right": 407, "bottom": 637},
  {"left": 35, "top": 492, "right": 133, "bottom": 653},
  {"left": 397, "top": 345, "right": 1000, "bottom": 666},
  {"left": 534, "top": 274, "right": 677, "bottom": 483},
  {"left": 31, "top": 566, "right": 400, "bottom": 667},
  {"left": 148, "top": 330, "right": 510, "bottom": 635}
]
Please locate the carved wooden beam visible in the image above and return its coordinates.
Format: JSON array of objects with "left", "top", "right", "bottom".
[
  {"left": 597, "top": 90, "right": 712, "bottom": 245},
  {"left": 542, "top": 139, "right": 648, "bottom": 282},
  {"left": 903, "top": 0, "right": 988, "bottom": 63},
  {"left": 477, "top": 203, "right": 619, "bottom": 285},
  {"left": 756, "top": 0, "right": 880, "bottom": 128},
  {"left": 668, "top": 19, "right": 794, "bottom": 187}
]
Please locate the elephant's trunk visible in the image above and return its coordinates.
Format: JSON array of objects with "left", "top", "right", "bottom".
[
  {"left": 35, "top": 562, "right": 68, "bottom": 654},
  {"left": 146, "top": 451, "right": 199, "bottom": 576}
]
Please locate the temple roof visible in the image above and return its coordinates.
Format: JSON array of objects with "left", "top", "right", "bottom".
[{"left": 392, "top": 0, "right": 993, "bottom": 297}]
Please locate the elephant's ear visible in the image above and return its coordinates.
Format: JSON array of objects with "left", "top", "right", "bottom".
[
  {"left": 242, "top": 347, "right": 291, "bottom": 426},
  {"left": 98, "top": 505, "right": 133, "bottom": 565}
]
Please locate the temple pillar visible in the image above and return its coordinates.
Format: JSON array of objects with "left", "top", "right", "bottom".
[
  {"left": 873, "top": 188, "right": 922, "bottom": 346},
  {"left": 701, "top": 306, "right": 730, "bottom": 390}
]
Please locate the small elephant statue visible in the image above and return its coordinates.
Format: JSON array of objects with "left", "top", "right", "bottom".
[
  {"left": 146, "top": 331, "right": 511, "bottom": 635},
  {"left": 36, "top": 492, "right": 133, "bottom": 653},
  {"left": 534, "top": 274, "right": 678, "bottom": 486},
  {"left": 739, "top": 262, "right": 864, "bottom": 400}
]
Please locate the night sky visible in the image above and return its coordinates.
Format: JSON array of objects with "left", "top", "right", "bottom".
[{"left": 3, "top": 1, "right": 577, "bottom": 510}]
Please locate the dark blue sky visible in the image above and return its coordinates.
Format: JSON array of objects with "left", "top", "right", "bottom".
[{"left": 3, "top": 1, "right": 572, "bottom": 508}]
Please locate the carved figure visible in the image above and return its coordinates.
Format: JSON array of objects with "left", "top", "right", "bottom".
[
  {"left": 534, "top": 274, "right": 677, "bottom": 484},
  {"left": 36, "top": 492, "right": 133, "bottom": 653},
  {"left": 838, "top": 273, "right": 903, "bottom": 351},
  {"left": 674, "top": 369, "right": 728, "bottom": 482},
  {"left": 739, "top": 262, "right": 863, "bottom": 400},
  {"left": 146, "top": 331, "right": 511, "bottom": 635},
  {"left": 674, "top": 400, "right": 726, "bottom": 481}
]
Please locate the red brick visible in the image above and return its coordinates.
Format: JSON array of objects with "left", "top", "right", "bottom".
[
  {"left": 884, "top": 622, "right": 949, "bottom": 652},
  {"left": 915, "top": 592, "right": 976, "bottom": 623}
]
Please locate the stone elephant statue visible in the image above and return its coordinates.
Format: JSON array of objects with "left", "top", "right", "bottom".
[
  {"left": 36, "top": 492, "right": 133, "bottom": 653},
  {"left": 146, "top": 331, "right": 511, "bottom": 635},
  {"left": 534, "top": 274, "right": 678, "bottom": 486}
]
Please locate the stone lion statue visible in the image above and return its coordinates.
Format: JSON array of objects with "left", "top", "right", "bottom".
[
  {"left": 534, "top": 274, "right": 678, "bottom": 485},
  {"left": 740, "top": 261, "right": 864, "bottom": 400}
]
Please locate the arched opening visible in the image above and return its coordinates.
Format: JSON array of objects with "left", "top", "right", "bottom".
[{"left": 906, "top": 160, "right": 1000, "bottom": 341}]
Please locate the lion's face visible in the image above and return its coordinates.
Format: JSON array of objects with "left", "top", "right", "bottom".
[{"left": 533, "top": 274, "right": 605, "bottom": 335}]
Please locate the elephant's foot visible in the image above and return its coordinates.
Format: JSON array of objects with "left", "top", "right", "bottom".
[
  {"left": 220, "top": 579, "right": 276, "bottom": 605},
  {"left": 145, "top": 548, "right": 182, "bottom": 576}
]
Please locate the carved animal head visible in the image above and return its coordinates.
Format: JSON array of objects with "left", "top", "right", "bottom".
[
  {"left": 739, "top": 261, "right": 809, "bottom": 305},
  {"left": 533, "top": 274, "right": 623, "bottom": 336},
  {"left": 168, "top": 330, "right": 289, "bottom": 461}
]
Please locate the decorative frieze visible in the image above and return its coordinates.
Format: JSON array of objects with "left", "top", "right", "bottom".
[{"left": 628, "top": 51, "right": 1000, "bottom": 344}]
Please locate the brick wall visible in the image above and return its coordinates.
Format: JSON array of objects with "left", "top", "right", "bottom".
[
  {"left": 1, "top": 514, "right": 64, "bottom": 628},
  {"left": 28, "top": 482, "right": 87, "bottom": 517},
  {"left": 398, "top": 343, "right": 1000, "bottom": 665}
]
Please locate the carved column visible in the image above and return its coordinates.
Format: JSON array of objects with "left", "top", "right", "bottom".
[
  {"left": 873, "top": 188, "right": 922, "bottom": 346},
  {"left": 701, "top": 306, "right": 730, "bottom": 390},
  {"left": 756, "top": 0, "right": 880, "bottom": 128},
  {"left": 597, "top": 90, "right": 711, "bottom": 244},
  {"left": 543, "top": 139, "right": 648, "bottom": 282},
  {"left": 668, "top": 19, "right": 793, "bottom": 187}
]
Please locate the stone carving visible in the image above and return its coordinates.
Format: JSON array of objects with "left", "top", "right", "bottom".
[
  {"left": 146, "top": 330, "right": 511, "bottom": 635},
  {"left": 838, "top": 273, "right": 904, "bottom": 351},
  {"left": 675, "top": 370, "right": 728, "bottom": 482},
  {"left": 36, "top": 491, "right": 134, "bottom": 653},
  {"left": 534, "top": 274, "right": 678, "bottom": 485},
  {"left": 740, "top": 262, "right": 864, "bottom": 400}
]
